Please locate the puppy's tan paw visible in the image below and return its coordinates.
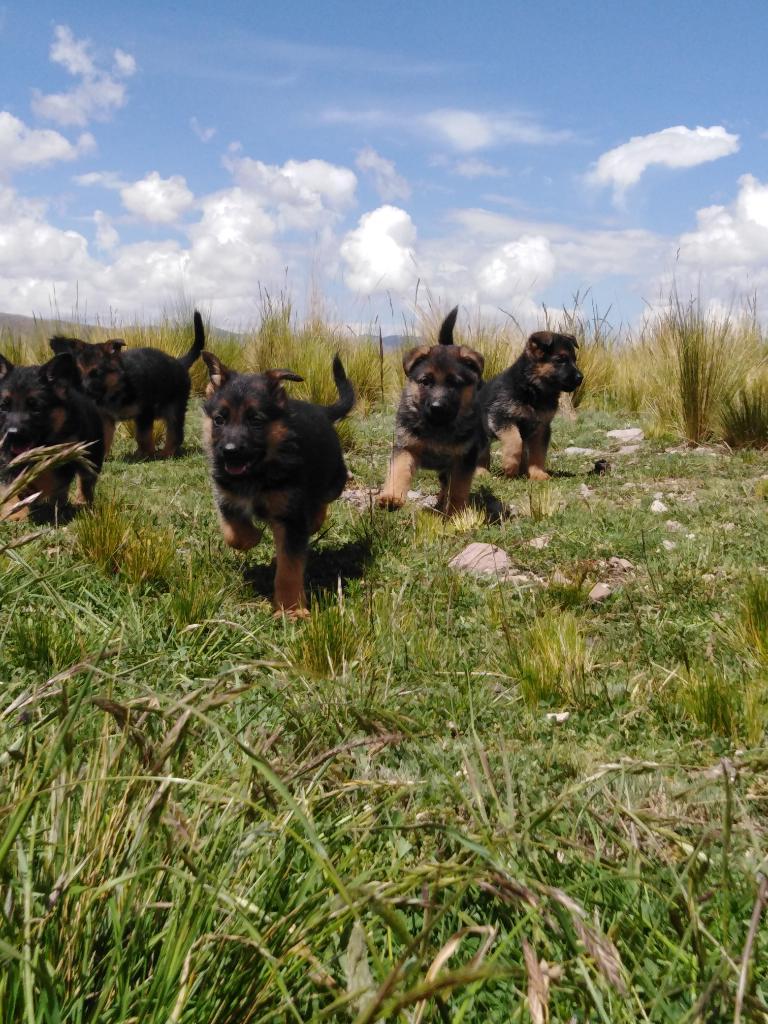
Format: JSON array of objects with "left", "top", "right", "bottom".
[
  {"left": 376, "top": 492, "right": 405, "bottom": 510},
  {"left": 528, "top": 467, "right": 550, "bottom": 481}
]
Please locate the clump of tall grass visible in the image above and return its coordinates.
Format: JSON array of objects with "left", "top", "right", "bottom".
[
  {"left": 720, "top": 372, "right": 768, "bottom": 449},
  {"left": 72, "top": 494, "right": 177, "bottom": 586},
  {"left": 507, "top": 610, "right": 594, "bottom": 706},
  {"left": 642, "top": 298, "right": 761, "bottom": 443},
  {"left": 677, "top": 665, "right": 767, "bottom": 742}
]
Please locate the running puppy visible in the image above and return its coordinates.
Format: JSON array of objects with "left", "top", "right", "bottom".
[
  {"left": 479, "top": 331, "right": 582, "bottom": 480},
  {"left": 202, "top": 352, "right": 354, "bottom": 618},
  {"left": 0, "top": 351, "right": 104, "bottom": 519},
  {"left": 378, "top": 307, "right": 485, "bottom": 514},
  {"left": 49, "top": 310, "right": 206, "bottom": 459}
]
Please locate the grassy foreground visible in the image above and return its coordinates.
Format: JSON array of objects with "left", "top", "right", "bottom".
[{"left": 1, "top": 305, "right": 768, "bottom": 1022}]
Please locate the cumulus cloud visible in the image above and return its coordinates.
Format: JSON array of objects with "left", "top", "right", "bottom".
[
  {"left": 588, "top": 125, "right": 740, "bottom": 201},
  {"left": 224, "top": 154, "right": 357, "bottom": 230},
  {"left": 0, "top": 111, "right": 94, "bottom": 174},
  {"left": 354, "top": 147, "right": 410, "bottom": 201},
  {"left": 120, "top": 172, "right": 195, "bottom": 223},
  {"left": 32, "top": 24, "right": 137, "bottom": 127},
  {"left": 475, "top": 236, "right": 556, "bottom": 300},
  {"left": 93, "top": 210, "right": 119, "bottom": 251},
  {"left": 340, "top": 205, "right": 417, "bottom": 292}
]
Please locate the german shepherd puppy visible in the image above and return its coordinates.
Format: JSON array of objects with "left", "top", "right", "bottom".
[
  {"left": 479, "top": 331, "right": 582, "bottom": 480},
  {"left": 202, "top": 352, "right": 354, "bottom": 618},
  {"left": 377, "top": 307, "right": 485, "bottom": 514},
  {"left": 49, "top": 310, "right": 205, "bottom": 459},
  {"left": 0, "top": 351, "right": 104, "bottom": 518}
]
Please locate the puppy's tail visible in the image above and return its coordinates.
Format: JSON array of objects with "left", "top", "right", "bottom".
[
  {"left": 438, "top": 306, "right": 459, "bottom": 345},
  {"left": 323, "top": 354, "right": 355, "bottom": 422},
  {"left": 178, "top": 310, "right": 206, "bottom": 370}
]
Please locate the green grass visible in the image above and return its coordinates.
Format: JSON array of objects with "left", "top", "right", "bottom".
[{"left": 1, "top": 307, "right": 768, "bottom": 1021}]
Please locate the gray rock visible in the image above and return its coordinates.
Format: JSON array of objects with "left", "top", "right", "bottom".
[
  {"left": 608, "top": 556, "right": 634, "bottom": 572},
  {"left": 528, "top": 535, "right": 550, "bottom": 550},
  {"left": 607, "top": 427, "right": 644, "bottom": 442},
  {"left": 661, "top": 539, "right": 677, "bottom": 551},
  {"left": 617, "top": 444, "right": 642, "bottom": 455},
  {"left": 448, "top": 543, "right": 513, "bottom": 576},
  {"left": 589, "top": 582, "right": 613, "bottom": 602},
  {"left": 650, "top": 499, "right": 668, "bottom": 513},
  {"left": 563, "top": 446, "right": 597, "bottom": 456}
]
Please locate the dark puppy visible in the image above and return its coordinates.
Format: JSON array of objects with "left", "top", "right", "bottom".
[
  {"left": 0, "top": 352, "right": 104, "bottom": 519},
  {"left": 49, "top": 310, "right": 205, "bottom": 459},
  {"left": 479, "top": 331, "right": 582, "bottom": 480},
  {"left": 202, "top": 352, "right": 354, "bottom": 618},
  {"left": 378, "top": 307, "right": 485, "bottom": 514}
]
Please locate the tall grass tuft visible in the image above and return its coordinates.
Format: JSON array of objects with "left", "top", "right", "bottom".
[
  {"left": 72, "top": 494, "right": 177, "bottom": 586},
  {"left": 508, "top": 611, "right": 594, "bottom": 707},
  {"left": 720, "top": 374, "right": 768, "bottom": 449}
]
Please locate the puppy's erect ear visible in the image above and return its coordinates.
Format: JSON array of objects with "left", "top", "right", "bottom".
[
  {"left": 0, "top": 352, "right": 14, "bottom": 380},
  {"left": 202, "top": 351, "right": 233, "bottom": 393},
  {"left": 438, "top": 306, "right": 459, "bottom": 346},
  {"left": 527, "top": 332, "right": 555, "bottom": 359},
  {"left": 49, "top": 335, "right": 83, "bottom": 356},
  {"left": 456, "top": 346, "right": 484, "bottom": 378},
  {"left": 100, "top": 339, "right": 126, "bottom": 357},
  {"left": 41, "top": 352, "right": 79, "bottom": 397},
  {"left": 402, "top": 345, "right": 431, "bottom": 377},
  {"left": 265, "top": 369, "right": 304, "bottom": 384}
]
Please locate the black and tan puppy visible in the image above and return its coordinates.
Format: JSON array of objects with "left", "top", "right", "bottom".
[
  {"left": 49, "top": 310, "right": 205, "bottom": 459},
  {"left": 378, "top": 307, "right": 485, "bottom": 514},
  {"left": 202, "top": 352, "right": 354, "bottom": 618},
  {"left": 0, "top": 351, "right": 104, "bottom": 518},
  {"left": 479, "top": 330, "right": 582, "bottom": 480}
]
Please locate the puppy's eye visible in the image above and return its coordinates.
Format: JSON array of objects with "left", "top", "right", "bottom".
[
  {"left": 0, "top": 397, "right": 10, "bottom": 411},
  {"left": 445, "top": 375, "right": 461, "bottom": 388},
  {"left": 212, "top": 412, "right": 227, "bottom": 426},
  {"left": 246, "top": 409, "right": 267, "bottom": 424},
  {"left": 418, "top": 375, "right": 435, "bottom": 387}
]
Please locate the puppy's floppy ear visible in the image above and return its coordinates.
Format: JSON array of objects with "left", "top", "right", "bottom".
[
  {"left": 49, "top": 335, "right": 83, "bottom": 355},
  {"left": 402, "top": 345, "right": 431, "bottom": 377},
  {"left": 438, "top": 306, "right": 459, "bottom": 346},
  {"left": 456, "top": 346, "right": 484, "bottom": 378},
  {"left": 559, "top": 332, "right": 579, "bottom": 350},
  {"left": 202, "top": 351, "right": 233, "bottom": 393},
  {"left": 100, "top": 339, "right": 126, "bottom": 356},
  {"left": 0, "top": 352, "right": 14, "bottom": 379},
  {"left": 527, "top": 331, "right": 555, "bottom": 358},
  {"left": 41, "top": 352, "right": 79, "bottom": 396}
]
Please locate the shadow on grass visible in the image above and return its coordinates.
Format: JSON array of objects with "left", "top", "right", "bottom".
[{"left": 242, "top": 535, "right": 374, "bottom": 602}]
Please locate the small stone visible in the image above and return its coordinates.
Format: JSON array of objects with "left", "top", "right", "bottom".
[
  {"left": 608, "top": 556, "right": 634, "bottom": 572},
  {"left": 665, "top": 519, "right": 683, "bottom": 532},
  {"left": 722, "top": 522, "right": 736, "bottom": 532},
  {"left": 528, "top": 535, "right": 550, "bottom": 550},
  {"left": 686, "top": 532, "right": 696, "bottom": 540},
  {"left": 607, "top": 427, "right": 644, "bottom": 442},
  {"left": 579, "top": 483, "right": 593, "bottom": 499},
  {"left": 702, "top": 573, "right": 716, "bottom": 583},
  {"left": 546, "top": 711, "right": 571, "bottom": 724},
  {"left": 589, "top": 581, "right": 613, "bottom": 602},
  {"left": 563, "top": 446, "right": 597, "bottom": 456},
  {"left": 650, "top": 499, "right": 668, "bottom": 513},
  {"left": 506, "top": 574, "right": 534, "bottom": 586},
  {"left": 449, "top": 542, "right": 513, "bottom": 576},
  {"left": 617, "top": 444, "right": 641, "bottom": 455},
  {"left": 662, "top": 539, "right": 677, "bottom": 551},
  {"left": 551, "top": 569, "right": 570, "bottom": 586},
  {"left": 406, "top": 490, "right": 422, "bottom": 501}
]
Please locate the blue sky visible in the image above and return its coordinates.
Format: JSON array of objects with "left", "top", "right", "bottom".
[{"left": 2, "top": 0, "right": 767, "bottom": 330}]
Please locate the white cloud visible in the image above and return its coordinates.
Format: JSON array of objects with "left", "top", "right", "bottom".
[
  {"left": 120, "top": 172, "right": 195, "bottom": 223},
  {"left": 421, "top": 109, "right": 571, "bottom": 151},
  {"left": 340, "top": 205, "right": 417, "bottom": 292},
  {"left": 322, "top": 107, "right": 572, "bottom": 151},
  {"left": 475, "top": 236, "right": 555, "bottom": 300},
  {"left": 224, "top": 154, "right": 357, "bottom": 230},
  {"left": 355, "top": 147, "right": 410, "bottom": 201},
  {"left": 93, "top": 210, "right": 118, "bottom": 251},
  {"left": 0, "top": 111, "right": 94, "bottom": 174},
  {"left": 454, "top": 158, "right": 508, "bottom": 178},
  {"left": 588, "top": 125, "right": 740, "bottom": 201},
  {"left": 32, "top": 24, "right": 137, "bottom": 127},
  {"left": 74, "top": 170, "right": 126, "bottom": 189},
  {"left": 190, "top": 116, "right": 216, "bottom": 143}
]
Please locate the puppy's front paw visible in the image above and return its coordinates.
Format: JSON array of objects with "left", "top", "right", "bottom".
[
  {"left": 376, "top": 492, "right": 405, "bottom": 510},
  {"left": 273, "top": 606, "right": 311, "bottom": 621},
  {"left": 528, "top": 467, "right": 550, "bottom": 481}
]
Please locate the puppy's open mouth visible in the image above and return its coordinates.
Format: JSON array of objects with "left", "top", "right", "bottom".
[{"left": 223, "top": 458, "right": 251, "bottom": 477}]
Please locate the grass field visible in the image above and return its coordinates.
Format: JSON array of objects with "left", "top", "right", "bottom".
[{"left": 1, "top": 302, "right": 767, "bottom": 1022}]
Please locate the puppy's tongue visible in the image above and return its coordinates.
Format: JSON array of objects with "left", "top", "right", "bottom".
[{"left": 225, "top": 461, "right": 249, "bottom": 476}]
